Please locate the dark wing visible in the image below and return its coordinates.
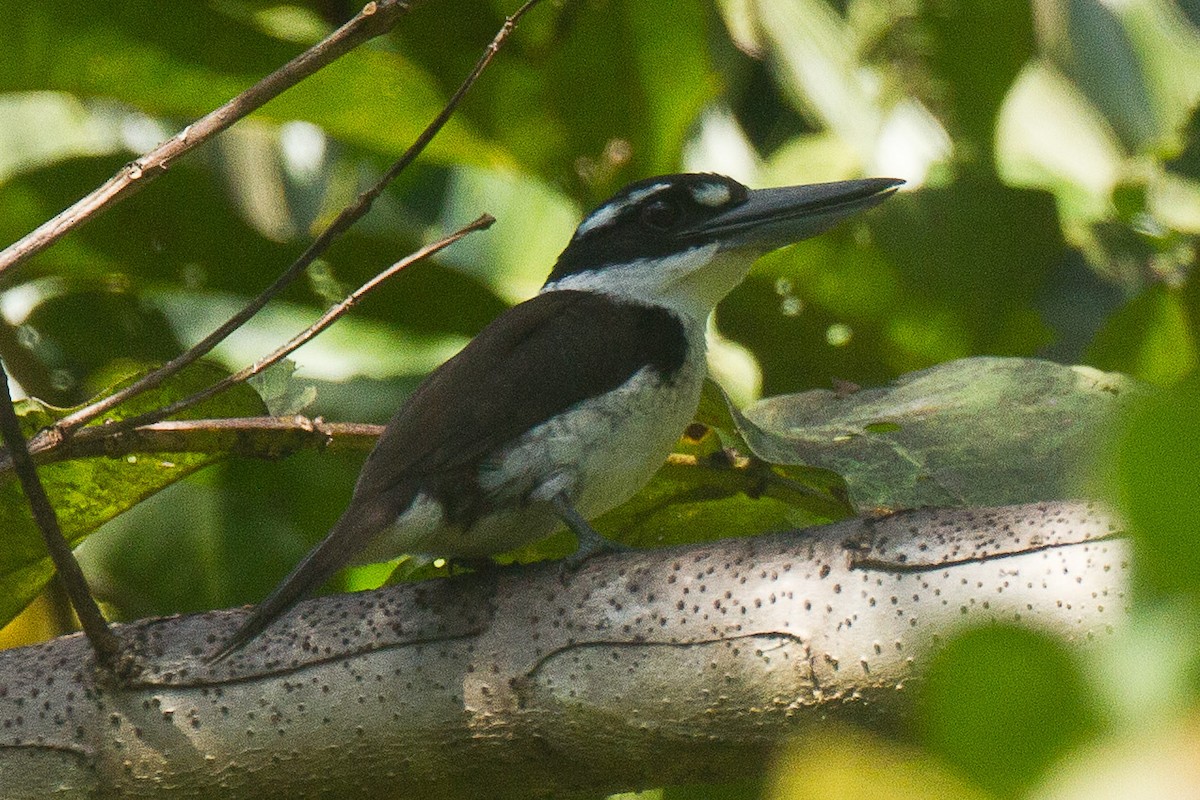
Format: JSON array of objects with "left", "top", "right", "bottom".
[
  {"left": 350, "top": 289, "right": 688, "bottom": 511},
  {"left": 206, "top": 290, "right": 686, "bottom": 663}
]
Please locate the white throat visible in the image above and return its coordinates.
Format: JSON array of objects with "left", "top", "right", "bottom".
[{"left": 541, "top": 244, "right": 761, "bottom": 324}]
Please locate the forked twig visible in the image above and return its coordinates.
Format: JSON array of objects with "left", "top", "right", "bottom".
[
  {"left": 72, "top": 214, "right": 493, "bottom": 442},
  {"left": 43, "top": 0, "right": 543, "bottom": 448}
]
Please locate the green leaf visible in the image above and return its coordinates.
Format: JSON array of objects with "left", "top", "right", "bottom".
[
  {"left": 919, "top": 625, "right": 1103, "bottom": 796},
  {"left": 1110, "top": 373, "right": 1200, "bottom": 603},
  {"left": 1049, "top": 0, "right": 1163, "bottom": 153},
  {"left": 748, "top": 0, "right": 881, "bottom": 158},
  {"left": 720, "top": 177, "right": 1066, "bottom": 397},
  {"left": 738, "top": 356, "right": 1142, "bottom": 510},
  {"left": 1085, "top": 282, "right": 1200, "bottom": 387},
  {"left": 593, "top": 458, "right": 833, "bottom": 550},
  {"left": 919, "top": 0, "right": 1035, "bottom": 154},
  {"left": 0, "top": 362, "right": 266, "bottom": 628}
]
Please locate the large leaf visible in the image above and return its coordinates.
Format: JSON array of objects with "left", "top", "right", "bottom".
[
  {"left": 0, "top": 363, "right": 266, "bottom": 628},
  {"left": 737, "top": 357, "right": 1142, "bottom": 510}
]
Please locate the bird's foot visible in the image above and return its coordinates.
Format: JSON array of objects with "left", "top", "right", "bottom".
[{"left": 566, "top": 524, "right": 631, "bottom": 567}]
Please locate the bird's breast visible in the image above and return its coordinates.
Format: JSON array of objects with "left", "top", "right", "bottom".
[{"left": 480, "top": 342, "right": 707, "bottom": 519}]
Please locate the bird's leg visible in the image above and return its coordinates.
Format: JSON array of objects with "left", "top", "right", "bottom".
[{"left": 551, "top": 492, "right": 630, "bottom": 568}]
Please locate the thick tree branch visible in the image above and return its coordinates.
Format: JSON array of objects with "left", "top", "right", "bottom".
[
  {"left": 0, "top": 0, "right": 417, "bottom": 277},
  {"left": 0, "top": 501, "right": 1127, "bottom": 799}
]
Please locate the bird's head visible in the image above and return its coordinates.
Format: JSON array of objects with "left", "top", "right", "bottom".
[{"left": 542, "top": 173, "right": 902, "bottom": 321}]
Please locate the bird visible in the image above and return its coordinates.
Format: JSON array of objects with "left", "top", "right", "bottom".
[{"left": 206, "top": 172, "right": 902, "bottom": 662}]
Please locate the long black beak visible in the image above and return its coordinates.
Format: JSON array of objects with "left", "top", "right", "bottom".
[{"left": 689, "top": 177, "right": 903, "bottom": 252}]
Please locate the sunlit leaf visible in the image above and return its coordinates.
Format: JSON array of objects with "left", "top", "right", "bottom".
[
  {"left": 0, "top": 363, "right": 266, "bottom": 628},
  {"left": 1042, "top": 0, "right": 1161, "bottom": 152},
  {"left": 749, "top": 0, "right": 882, "bottom": 159},
  {"left": 919, "top": 0, "right": 1034, "bottom": 153},
  {"left": 765, "top": 728, "right": 987, "bottom": 800},
  {"left": 0, "top": 1, "right": 499, "bottom": 167}
]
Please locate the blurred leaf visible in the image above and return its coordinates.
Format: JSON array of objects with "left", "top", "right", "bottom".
[
  {"left": 662, "top": 779, "right": 763, "bottom": 800},
  {"left": 1114, "top": 0, "right": 1200, "bottom": 142},
  {"left": 722, "top": 178, "right": 1065, "bottom": 395},
  {"left": 721, "top": 231, "right": 901, "bottom": 396},
  {"left": 1033, "top": 715, "right": 1200, "bottom": 800},
  {"left": 0, "top": 1, "right": 497, "bottom": 167},
  {"left": 594, "top": 460, "right": 830, "bottom": 550},
  {"left": 919, "top": 625, "right": 1104, "bottom": 797},
  {"left": 0, "top": 284, "right": 183, "bottom": 406},
  {"left": 765, "top": 727, "right": 988, "bottom": 800},
  {"left": 739, "top": 357, "right": 1141, "bottom": 510},
  {"left": 148, "top": 289, "right": 469, "bottom": 383},
  {"left": 1166, "top": 102, "right": 1200, "bottom": 182},
  {"left": 393, "top": 0, "right": 718, "bottom": 193},
  {"left": 871, "top": 175, "right": 1064, "bottom": 364},
  {"left": 996, "top": 61, "right": 1125, "bottom": 222},
  {"left": 1086, "top": 281, "right": 1200, "bottom": 386},
  {"left": 2, "top": 155, "right": 299, "bottom": 291},
  {"left": 749, "top": 0, "right": 883, "bottom": 159},
  {"left": 0, "top": 362, "right": 266, "bottom": 628},
  {"left": 1040, "top": 0, "right": 1161, "bottom": 152},
  {"left": 437, "top": 166, "right": 579, "bottom": 302},
  {"left": 1109, "top": 372, "right": 1200, "bottom": 603},
  {"left": 919, "top": 0, "right": 1035, "bottom": 156},
  {"left": 0, "top": 92, "right": 124, "bottom": 183},
  {"left": 1180, "top": 0, "right": 1200, "bottom": 30}
]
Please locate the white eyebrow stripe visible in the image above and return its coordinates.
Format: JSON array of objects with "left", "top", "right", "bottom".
[
  {"left": 574, "top": 183, "right": 670, "bottom": 237},
  {"left": 690, "top": 181, "right": 733, "bottom": 207}
]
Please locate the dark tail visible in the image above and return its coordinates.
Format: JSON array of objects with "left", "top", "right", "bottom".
[{"left": 205, "top": 510, "right": 383, "bottom": 665}]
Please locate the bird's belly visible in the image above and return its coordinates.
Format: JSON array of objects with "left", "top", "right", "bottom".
[
  {"left": 360, "top": 360, "right": 705, "bottom": 560},
  {"left": 486, "top": 360, "right": 704, "bottom": 514}
]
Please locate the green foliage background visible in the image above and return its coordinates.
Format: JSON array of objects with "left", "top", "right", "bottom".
[{"left": 1, "top": 0, "right": 1199, "bottom": 797}]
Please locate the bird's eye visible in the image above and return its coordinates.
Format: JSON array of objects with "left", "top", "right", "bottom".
[{"left": 640, "top": 199, "right": 680, "bottom": 231}]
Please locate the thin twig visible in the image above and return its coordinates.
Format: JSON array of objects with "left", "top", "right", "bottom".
[
  {"left": 0, "top": 0, "right": 417, "bottom": 277},
  {"left": 22, "top": 417, "right": 384, "bottom": 466},
  {"left": 71, "top": 215, "right": 493, "bottom": 442},
  {"left": 45, "top": 0, "right": 543, "bottom": 447},
  {"left": 0, "top": 361, "right": 121, "bottom": 667}
]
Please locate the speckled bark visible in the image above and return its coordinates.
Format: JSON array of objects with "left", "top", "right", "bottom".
[{"left": 0, "top": 501, "right": 1126, "bottom": 799}]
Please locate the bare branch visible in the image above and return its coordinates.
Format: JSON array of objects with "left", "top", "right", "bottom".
[
  {"left": 0, "top": 360, "right": 120, "bottom": 667},
  {"left": 67, "top": 214, "right": 493, "bottom": 444},
  {"left": 43, "top": 0, "right": 542, "bottom": 447},
  {"left": 0, "top": 0, "right": 417, "bottom": 277},
  {"left": 27, "top": 417, "right": 384, "bottom": 465}
]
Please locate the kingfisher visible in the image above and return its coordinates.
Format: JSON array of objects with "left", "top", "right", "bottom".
[{"left": 208, "top": 172, "right": 901, "bottom": 662}]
